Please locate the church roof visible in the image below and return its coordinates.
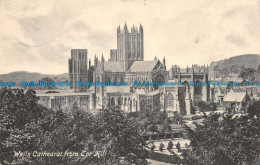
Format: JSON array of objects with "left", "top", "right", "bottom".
[
  {"left": 104, "top": 61, "right": 124, "bottom": 72},
  {"left": 128, "top": 61, "right": 158, "bottom": 72},
  {"left": 223, "top": 92, "right": 247, "bottom": 102}
]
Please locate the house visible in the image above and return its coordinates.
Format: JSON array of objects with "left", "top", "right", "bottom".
[{"left": 223, "top": 91, "right": 250, "bottom": 113}]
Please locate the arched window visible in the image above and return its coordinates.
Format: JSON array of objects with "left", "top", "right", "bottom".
[
  {"left": 111, "top": 98, "right": 115, "bottom": 106},
  {"left": 124, "top": 97, "right": 127, "bottom": 106},
  {"left": 114, "top": 76, "right": 118, "bottom": 82},
  {"left": 118, "top": 97, "right": 121, "bottom": 106},
  {"left": 183, "top": 81, "right": 189, "bottom": 86},
  {"left": 195, "top": 81, "right": 202, "bottom": 94},
  {"left": 128, "top": 97, "right": 131, "bottom": 104},
  {"left": 166, "top": 93, "right": 174, "bottom": 109},
  {"left": 106, "top": 77, "right": 110, "bottom": 83},
  {"left": 152, "top": 74, "right": 164, "bottom": 90}
]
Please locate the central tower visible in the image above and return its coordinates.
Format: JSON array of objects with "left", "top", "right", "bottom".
[{"left": 116, "top": 23, "right": 144, "bottom": 71}]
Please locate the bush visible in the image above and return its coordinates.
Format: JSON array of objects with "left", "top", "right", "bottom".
[
  {"left": 167, "top": 141, "right": 173, "bottom": 150},
  {"left": 159, "top": 143, "right": 164, "bottom": 152}
]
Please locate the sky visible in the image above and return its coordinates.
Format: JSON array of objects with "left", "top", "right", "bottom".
[{"left": 0, "top": 0, "right": 260, "bottom": 74}]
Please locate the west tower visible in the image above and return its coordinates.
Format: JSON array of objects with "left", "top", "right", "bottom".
[{"left": 69, "top": 49, "right": 88, "bottom": 92}]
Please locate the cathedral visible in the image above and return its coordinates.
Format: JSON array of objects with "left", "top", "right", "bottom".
[{"left": 36, "top": 23, "right": 210, "bottom": 115}]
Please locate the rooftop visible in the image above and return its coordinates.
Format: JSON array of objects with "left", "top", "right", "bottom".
[
  {"left": 223, "top": 92, "right": 247, "bottom": 102},
  {"left": 128, "top": 60, "right": 158, "bottom": 72},
  {"left": 104, "top": 61, "right": 124, "bottom": 72}
]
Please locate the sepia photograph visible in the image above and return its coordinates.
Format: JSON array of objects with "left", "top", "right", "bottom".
[{"left": 0, "top": 0, "right": 260, "bottom": 164}]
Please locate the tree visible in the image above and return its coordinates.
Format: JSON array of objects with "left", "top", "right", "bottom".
[
  {"left": 167, "top": 141, "right": 173, "bottom": 150},
  {"left": 0, "top": 88, "right": 148, "bottom": 165},
  {"left": 183, "top": 111, "right": 260, "bottom": 165},
  {"left": 131, "top": 110, "right": 170, "bottom": 133},
  {"left": 176, "top": 142, "right": 181, "bottom": 152},
  {"left": 247, "top": 100, "right": 260, "bottom": 120},
  {"left": 92, "top": 109, "right": 148, "bottom": 164},
  {"left": 0, "top": 87, "right": 49, "bottom": 164},
  {"left": 159, "top": 143, "right": 164, "bottom": 152},
  {"left": 197, "top": 101, "right": 216, "bottom": 114},
  {"left": 239, "top": 68, "right": 255, "bottom": 80},
  {"left": 172, "top": 111, "right": 183, "bottom": 124},
  {"left": 40, "top": 77, "right": 56, "bottom": 89}
]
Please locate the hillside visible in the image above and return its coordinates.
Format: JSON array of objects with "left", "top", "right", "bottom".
[
  {"left": 210, "top": 54, "right": 260, "bottom": 69},
  {"left": 0, "top": 71, "right": 69, "bottom": 83},
  {"left": 209, "top": 54, "right": 260, "bottom": 77}
]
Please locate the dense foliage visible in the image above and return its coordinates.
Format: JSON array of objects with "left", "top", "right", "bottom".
[
  {"left": 197, "top": 101, "right": 217, "bottom": 113},
  {"left": 183, "top": 101, "right": 260, "bottom": 165},
  {"left": 0, "top": 88, "right": 148, "bottom": 165},
  {"left": 130, "top": 110, "right": 170, "bottom": 133}
]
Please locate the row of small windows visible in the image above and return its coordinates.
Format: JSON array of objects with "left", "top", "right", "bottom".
[
  {"left": 41, "top": 96, "right": 89, "bottom": 102},
  {"left": 104, "top": 96, "right": 135, "bottom": 107},
  {"left": 127, "top": 75, "right": 149, "bottom": 84}
]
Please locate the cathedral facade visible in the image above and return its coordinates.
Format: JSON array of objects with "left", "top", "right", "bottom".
[{"left": 159, "top": 65, "right": 210, "bottom": 115}]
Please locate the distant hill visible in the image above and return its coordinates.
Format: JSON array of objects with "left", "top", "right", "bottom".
[
  {"left": 209, "top": 54, "right": 260, "bottom": 77},
  {"left": 210, "top": 54, "right": 260, "bottom": 69},
  {"left": 0, "top": 71, "right": 69, "bottom": 83}
]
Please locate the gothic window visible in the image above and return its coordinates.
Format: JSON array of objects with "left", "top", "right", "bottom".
[
  {"left": 124, "top": 97, "right": 127, "bottom": 106},
  {"left": 183, "top": 81, "right": 189, "bottom": 86},
  {"left": 111, "top": 98, "right": 115, "bottom": 106},
  {"left": 103, "top": 96, "right": 106, "bottom": 104},
  {"left": 128, "top": 97, "right": 131, "bottom": 104},
  {"left": 105, "top": 77, "right": 110, "bottom": 83},
  {"left": 118, "top": 97, "right": 121, "bottom": 106},
  {"left": 152, "top": 74, "right": 164, "bottom": 90},
  {"left": 166, "top": 93, "right": 174, "bottom": 108},
  {"left": 195, "top": 81, "right": 202, "bottom": 94}
]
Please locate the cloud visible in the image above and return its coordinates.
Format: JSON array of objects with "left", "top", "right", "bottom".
[
  {"left": 225, "top": 35, "right": 247, "bottom": 47},
  {"left": 0, "top": 0, "right": 260, "bottom": 74}
]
